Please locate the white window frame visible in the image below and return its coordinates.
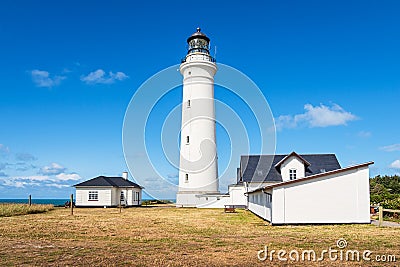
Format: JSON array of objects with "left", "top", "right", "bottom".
[
  {"left": 88, "top": 191, "right": 98, "bottom": 201},
  {"left": 289, "top": 169, "right": 297, "bottom": 180}
]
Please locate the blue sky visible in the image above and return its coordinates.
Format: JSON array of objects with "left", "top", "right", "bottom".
[{"left": 0, "top": 0, "right": 399, "bottom": 199}]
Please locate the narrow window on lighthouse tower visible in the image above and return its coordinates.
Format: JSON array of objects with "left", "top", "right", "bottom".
[
  {"left": 186, "top": 136, "right": 190, "bottom": 144},
  {"left": 185, "top": 174, "right": 189, "bottom": 182},
  {"left": 187, "top": 99, "right": 191, "bottom": 107}
]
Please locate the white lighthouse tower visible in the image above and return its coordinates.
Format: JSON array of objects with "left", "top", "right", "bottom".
[{"left": 176, "top": 28, "right": 219, "bottom": 207}]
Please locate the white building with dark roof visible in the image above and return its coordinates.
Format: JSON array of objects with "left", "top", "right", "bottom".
[
  {"left": 197, "top": 152, "right": 373, "bottom": 225},
  {"left": 74, "top": 172, "right": 143, "bottom": 207},
  {"left": 244, "top": 153, "right": 373, "bottom": 225}
]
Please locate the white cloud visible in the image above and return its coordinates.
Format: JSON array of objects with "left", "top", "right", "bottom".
[
  {"left": 8, "top": 175, "right": 52, "bottom": 181},
  {"left": 0, "top": 144, "right": 10, "bottom": 154},
  {"left": 44, "top": 183, "right": 70, "bottom": 189},
  {"left": 380, "top": 144, "right": 400, "bottom": 152},
  {"left": 275, "top": 103, "right": 358, "bottom": 130},
  {"left": 39, "top": 163, "right": 66, "bottom": 175},
  {"left": 0, "top": 163, "right": 7, "bottom": 171},
  {"left": 30, "top": 69, "right": 66, "bottom": 88},
  {"left": 2, "top": 173, "right": 79, "bottom": 183},
  {"left": 55, "top": 173, "right": 81, "bottom": 181},
  {"left": 6, "top": 181, "right": 27, "bottom": 188},
  {"left": 0, "top": 172, "right": 80, "bottom": 188},
  {"left": 390, "top": 160, "right": 400, "bottom": 169},
  {"left": 141, "top": 177, "right": 177, "bottom": 199},
  {"left": 0, "top": 159, "right": 81, "bottom": 189},
  {"left": 2, "top": 179, "right": 40, "bottom": 188},
  {"left": 15, "top": 153, "right": 37, "bottom": 161},
  {"left": 81, "top": 69, "right": 129, "bottom": 84},
  {"left": 358, "top": 131, "right": 372, "bottom": 138}
]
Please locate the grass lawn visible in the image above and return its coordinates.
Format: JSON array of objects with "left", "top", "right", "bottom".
[{"left": 0, "top": 206, "right": 398, "bottom": 266}]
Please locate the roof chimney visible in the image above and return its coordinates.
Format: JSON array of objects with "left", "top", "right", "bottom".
[{"left": 122, "top": 171, "right": 128, "bottom": 180}]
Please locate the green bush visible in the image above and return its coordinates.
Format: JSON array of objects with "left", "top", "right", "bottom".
[
  {"left": 381, "top": 197, "right": 400, "bottom": 210},
  {"left": 370, "top": 175, "right": 400, "bottom": 207}
]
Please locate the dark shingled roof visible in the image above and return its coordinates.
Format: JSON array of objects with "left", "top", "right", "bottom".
[
  {"left": 239, "top": 154, "right": 341, "bottom": 183},
  {"left": 74, "top": 176, "right": 143, "bottom": 188}
]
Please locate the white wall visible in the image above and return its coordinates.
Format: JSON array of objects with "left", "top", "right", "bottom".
[
  {"left": 76, "top": 188, "right": 112, "bottom": 206},
  {"left": 247, "top": 190, "right": 272, "bottom": 221},
  {"left": 126, "top": 188, "right": 142, "bottom": 206},
  {"left": 228, "top": 185, "right": 247, "bottom": 206},
  {"left": 111, "top": 187, "right": 119, "bottom": 206},
  {"left": 271, "top": 166, "right": 371, "bottom": 224},
  {"left": 195, "top": 185, "right": 248, "bottom": 208},
  {"left": 76, "top": 187, "right": 142, "bottom": 207},
  {"left": 280, "top": 156, "right": 305, "bottom": 182},
  {"left": 196, "top": 195, "right": 231, "bottom": 208}
]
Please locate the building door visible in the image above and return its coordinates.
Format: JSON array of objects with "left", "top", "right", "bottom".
[{"left": 120, "top": 191, "right": 126, "bottom": 206}]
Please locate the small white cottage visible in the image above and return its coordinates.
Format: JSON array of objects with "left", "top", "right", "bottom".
[
  {"left": 245, "top": 152, "right": 373, "bottom": 225},
  {"left": 74, "top": 172, "right": 143, "bottom": 207}
]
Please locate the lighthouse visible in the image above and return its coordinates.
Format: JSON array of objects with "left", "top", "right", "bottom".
[{"left": 176, "top": 28, "right": 219, "bottom": 207}]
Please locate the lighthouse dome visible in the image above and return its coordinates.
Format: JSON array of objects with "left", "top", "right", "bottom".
[{"left": 187, "top": 27, "right": 210, "bottom": 43}]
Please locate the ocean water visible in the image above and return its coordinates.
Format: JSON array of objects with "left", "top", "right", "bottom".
[
  {"left": 0, "top": 199, "right": 70, "bottom": 206},
  {"left": 0, "top": 199, "right": 176, "bottom": 206}
]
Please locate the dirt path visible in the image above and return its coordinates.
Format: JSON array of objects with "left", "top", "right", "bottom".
[{"left": 371, "top": 219, "right": 400, "bottom": 227}]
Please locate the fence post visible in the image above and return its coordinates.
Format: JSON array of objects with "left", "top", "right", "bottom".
[
  {"left": 28, "top": 195, "right": 32, "bottom": 206},
  {"left": 378, "top": 205, "right": 383, "bottom": 227},
  {"left": 70, "top": 194, "right": 74, "bottom": 216}
]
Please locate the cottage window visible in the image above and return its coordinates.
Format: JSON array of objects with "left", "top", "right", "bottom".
[
  {"left": 88, "top": 191, "right": 98, "bottom": 201},
  {"left": 290, "top": 169, "right": 297, "bottom": 180},
  {"left": 266, "top": 193, "right": 272, "bottom": 203},
  {"left": 120, "top": 191, "right": 125, "bottom": 202}
]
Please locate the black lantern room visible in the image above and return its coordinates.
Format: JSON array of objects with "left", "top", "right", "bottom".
[{"left": 187, "top": 27, "right": 211, "bottom": 55}]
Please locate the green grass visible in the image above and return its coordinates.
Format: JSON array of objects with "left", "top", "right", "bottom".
[{"left": 0, "top": 203, "right": 54, "bottom": 217}]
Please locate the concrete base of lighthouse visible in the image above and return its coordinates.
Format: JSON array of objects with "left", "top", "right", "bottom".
[{"left": 176, "top": 191, "right": 221, "bottom": 208}]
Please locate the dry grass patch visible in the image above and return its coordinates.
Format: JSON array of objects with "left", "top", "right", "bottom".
[
  {"left": 0, "top": 206, "right": 398, "bottom": 266},
  {"left": 0, "top": 203, "right": 54, "bottom": 217}
]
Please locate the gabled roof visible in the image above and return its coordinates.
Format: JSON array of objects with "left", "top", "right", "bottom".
[
  {"left": 74, "top": 176, "right": 143, "bottom": 188},
  {"left": 275, "top": 151, "right": 311, "bottom": 168},
  {"left": 248, "top": 161, "right": 374, "bottom": 193},
  {"left": 239, "top": 154, "right": 341, "bottom": 183}
]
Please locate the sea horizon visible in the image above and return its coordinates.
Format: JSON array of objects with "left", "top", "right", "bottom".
[{"left": 0, "top": 198, "right": 176, "bottom": 206}]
